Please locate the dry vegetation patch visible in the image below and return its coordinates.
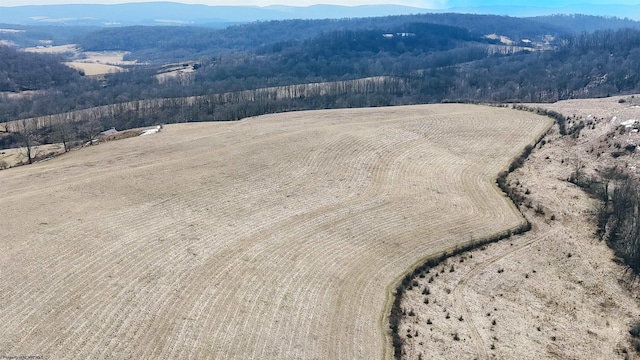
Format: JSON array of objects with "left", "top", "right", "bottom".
[
  {"left": 23, "top": 44, "right": 134, "bottom": 76},
  {"left": 401, "top": 97, "right": 640, "bottom": 359},
  {"left": 63, "top": 62, "right": 125, "bottom": 76},
  {"left": 22, "top": 44, "right": 78, "bottom": 54},
  {"left": 0, "top": 104, "right": 550, "bottom": 359},
  {"left": 0, "top": 143, "right": 66, "bottom": 168}
]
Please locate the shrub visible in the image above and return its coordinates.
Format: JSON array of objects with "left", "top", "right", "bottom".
[{"left": 630, "top": 322, "right": 640, "bottom": 338}]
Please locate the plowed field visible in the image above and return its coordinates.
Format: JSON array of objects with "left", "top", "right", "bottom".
[{"left": 0, "top": 104, "right": 551, "bottom": 359}]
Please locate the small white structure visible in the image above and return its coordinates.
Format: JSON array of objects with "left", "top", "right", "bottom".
[
  {"left": 621, "top": 119, "right": 639, "bottom": 128},
  {"left": 100, "top": 127, "right": 118, "bottom": 136},
  {"left": 141, "top": 125, "right": 162, "bottom": 136}
]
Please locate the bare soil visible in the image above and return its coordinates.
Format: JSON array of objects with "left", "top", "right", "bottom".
[
  {"left": 0, "top": 104, "right": 549, "bottom": 359},
  {"left": 0, "top": 143, "right": 66, "bottom": 168}
]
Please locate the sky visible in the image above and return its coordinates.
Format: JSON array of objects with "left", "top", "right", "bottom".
[
  {"left": 0, "top": 0, "right": 439, "bottom": 6},
  {"left": 1, "top": 0, "right": 639, "bottom": 7}
]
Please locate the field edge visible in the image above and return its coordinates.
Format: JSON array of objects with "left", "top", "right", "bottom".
[{"left": 380, "top": 110, "right": 554, "bottom": 359}]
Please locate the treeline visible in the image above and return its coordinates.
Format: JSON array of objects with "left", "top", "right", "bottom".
[
  {"left": 0, "top": 77, "right": 408, "bottom": 150},
  {"left": 5, "top": 20, "right": 640, "bottom": 136},
  {"left": 602, "top": 176, "right": 640, "bottom": 275},
  {"left": 0, "top": 24, "right": 96, "bottom": 48},
  {"left": 562, "top": 28, "right": 640, "bottom": 54},
  {"left": 420, "top": 28, "right": 640, "bottom": 102},
  {"left": 570, "top": 166, "right": 640, "bottom": 276}
]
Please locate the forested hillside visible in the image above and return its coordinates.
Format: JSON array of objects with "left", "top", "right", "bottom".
[
  {"left": 0, "top": 46, "right": 81, "bottom": 92},
  {"left": 2, "top": 13, "right": 640, "bottom": 151},
  {"left": 529, "top": 14, "right": 640, "bottom": 33},
  {"left": 68, "top": 13, "right": 640, "bottom": 63},
  {"left": 72, "top": 16, "right": 514, "bottom": 62}
]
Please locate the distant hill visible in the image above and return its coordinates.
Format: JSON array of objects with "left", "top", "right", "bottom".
[
  {"left": 449, "top": 4, "right": 640, "bottom": 20},
  {"left": 0, "top": 3, "right": 429, "bottom": 27},
  {"left": 67, "top": 14, "right": 566, "bottom": 63},
  {"left": 68, "top": 13, "right": 640, "bottom": 63},
  {"left": 528, "top": 14, "right": 640, "bottom": 33},
  {"left": 1, "top": 2, "right": 640, "bottom": 27}
]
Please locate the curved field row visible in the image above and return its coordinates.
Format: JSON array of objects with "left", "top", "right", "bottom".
[{"left": 0, "top": 104, "right": 551, "bottom": 359}]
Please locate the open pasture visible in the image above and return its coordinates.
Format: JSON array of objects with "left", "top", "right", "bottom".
[
  {"left": 63, "top": 62, "right": 125, "bottom": 76},
  {"left": 0, "top": 104, "right": 551, "bottom": 359},
  {"left": 22, "top": 44, "right": 131, "bottom": 76}
]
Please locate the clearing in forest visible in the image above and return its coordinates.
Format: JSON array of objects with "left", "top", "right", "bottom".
[{"left": 0, "top": 104, "right": 551, "bottom": 359}]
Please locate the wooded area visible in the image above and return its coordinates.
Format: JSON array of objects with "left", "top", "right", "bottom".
[{"left": 3, "top": 14, "right": 640, "bottom": 155}]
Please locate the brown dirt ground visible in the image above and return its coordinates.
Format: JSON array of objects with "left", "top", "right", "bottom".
[
  {"left": 401, "top": 96, "right": 640, "bottom": 359},
  {"left": 0, "top": 129, "right": 144, "bottom": 169},
  {"left": 0, "top": 104, "right": 550, "bottom": 359},
  {"left": 0, "top": 144, "right": 66, "bottom": 168}
]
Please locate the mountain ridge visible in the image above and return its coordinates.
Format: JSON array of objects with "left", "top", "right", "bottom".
[{"left": 1, "top": 2, "right": 639, "bottom": 26}]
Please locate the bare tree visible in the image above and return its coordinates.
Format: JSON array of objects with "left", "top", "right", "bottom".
[
  {"left": 53, "top": 118, "right": 74, "bottom": 152},
  {"left": 80, "top": 118, "right": 102, "bottom": 146},
  {"left": 569, "top": 156, "right": 584, "bottom": 185},
  {"left": 15, "top": 118, "right": 40, "bottom": 165}
]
